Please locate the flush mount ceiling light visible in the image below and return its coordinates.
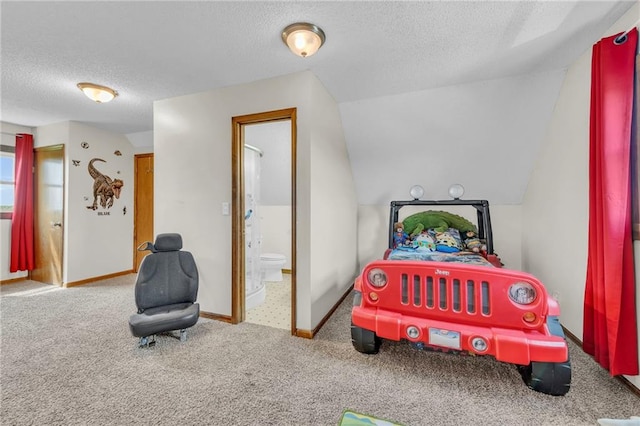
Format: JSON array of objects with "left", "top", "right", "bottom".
[
  {"left": 77, "top": 82, "right": 118, "bottom": 103},
  {"left": 281, "top": 22, "right": 326, "bottom": 58}
]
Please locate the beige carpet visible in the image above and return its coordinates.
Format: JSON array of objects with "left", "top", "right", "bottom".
[{"left": 1, "top": 275, "right": 639, "bottom": 426}]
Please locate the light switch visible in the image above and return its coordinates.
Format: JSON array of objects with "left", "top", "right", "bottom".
[{"left": 222, "top": 202, "right": 230, "bottom": 216}]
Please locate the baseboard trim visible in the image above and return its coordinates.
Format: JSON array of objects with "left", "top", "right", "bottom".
[
  {"left": 64, "top": 270, "right": 134, "bottom": 288},
  {"left": 618, "top": 375, "right": 640, "bottom": 398},
  {"left": 295, "top": 283, "right": 354, "bottom": 339},
  {"left": 0, "top": 276, "right": 28, "bottom": 285},
  {"left": 200, "top": 311, "right": 234, "bottom": 324},
  {"left": 561, "top": 325, "right": 582, "bottom": 348},
  {"left": 562, "top": 325, "right": 640, "bottom": 397},
  {"left": 295, "top": 329, "right": 314, "bottom": 339}
]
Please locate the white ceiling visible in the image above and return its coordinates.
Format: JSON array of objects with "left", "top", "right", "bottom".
[{"left": 1, "top": 1, "right": 636, "bottom": 204}]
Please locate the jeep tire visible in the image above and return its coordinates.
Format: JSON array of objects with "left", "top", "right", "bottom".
[
  {"left": 518, "top": 358, "right": 571, "bottom": 396},
  {"left": 351, "top": 323, "right": 381, "bottom": 354}
]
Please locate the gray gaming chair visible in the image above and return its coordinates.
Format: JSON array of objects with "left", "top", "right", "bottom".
[{"left": 128, "top": 233, "right": 199, "bottom": 347}]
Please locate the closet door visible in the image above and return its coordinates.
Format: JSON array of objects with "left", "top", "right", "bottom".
[{"left": 134, "top": 154, "right": 153, "bottom": 272}]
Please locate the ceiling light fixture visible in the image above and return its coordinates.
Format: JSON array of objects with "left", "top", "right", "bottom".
[
  {"left": 77, "top": 82, "right": 118, "bottom": 103},
  {"left": 281, "top": 22, "right": 326, "bottom": 58}
]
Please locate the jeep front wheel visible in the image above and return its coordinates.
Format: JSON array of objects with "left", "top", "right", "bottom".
[
  {"left": 351, "top": 323, "right": 381, "bottom": 354},
  {"left": 518, "top": 358, "right": 572, "bottom": 396}
]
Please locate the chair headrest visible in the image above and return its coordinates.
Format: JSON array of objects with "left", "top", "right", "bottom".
[{"left": 154, "top": 233, "right": 183, "bottom": 252}]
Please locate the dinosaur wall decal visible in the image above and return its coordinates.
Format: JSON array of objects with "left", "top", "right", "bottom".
[{"left": 86, "top": 158, "right": 124, "bottom": 210}]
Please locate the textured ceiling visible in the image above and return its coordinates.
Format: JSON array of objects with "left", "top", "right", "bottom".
[{"left": 1, "top": 1, "right": 637, "bottom": 204}]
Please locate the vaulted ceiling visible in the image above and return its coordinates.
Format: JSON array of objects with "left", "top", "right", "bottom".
[{"left": 2, "top": 1, "right": 636, "bottom": 204}]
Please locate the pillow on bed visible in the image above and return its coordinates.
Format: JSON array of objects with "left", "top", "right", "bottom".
[
  {"left": 433, "top": 228, "right": 463, "bottom": 253},
  {"left": 412, "top": 232, "right": 436, "bottom": 252}
]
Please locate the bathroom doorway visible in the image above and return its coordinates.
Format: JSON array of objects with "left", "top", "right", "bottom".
[
  {"left": 231, "top": 108, "right": 296, "bottom": 334},
  {"left": 32, "top": 145, "right": 64, "bottom": 285}
]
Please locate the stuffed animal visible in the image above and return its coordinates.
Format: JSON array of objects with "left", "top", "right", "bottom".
[
  {"left": 435, "top": 231, "right": 462, "bottom": 253},
  {"left": 393, "top": 222, "right": 409, "bottom": 248},
  {"left": 463, "top": 230, "right": 487, "bottom": 253},
  {"left": 403, "top": 210, "right": 477, "bottom": 236},
  {"left": 413, "top": 231, "right": 436, "bottom": 252}
]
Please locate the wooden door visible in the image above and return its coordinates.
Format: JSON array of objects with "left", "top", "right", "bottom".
[
  {"left": 31, "top": 145, "right": 64, "bottom": 285},
  {"left": 134, "top": 154, "right": 154, "bottom": 271}
]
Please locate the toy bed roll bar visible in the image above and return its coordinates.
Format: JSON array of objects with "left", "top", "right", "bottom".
[{"left": 388, "top": 199, "right": 495, "bottom": 255}]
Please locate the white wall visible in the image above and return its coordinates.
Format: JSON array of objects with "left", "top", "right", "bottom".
[
  {"left": 126, "top": 130, "right": 154, "bottom": 154},
  {"left": 308, "top": 75, "right": 359, "bottom": 327},
  {"left": 154, "top": 71, "right": 359, "bottom": 331},
  {"left": 0, "top": 122, "right": 33, "bottom": 281},
  {"left": 260, "top": 206, "right": 291, "bottom": 270},
  {"left": 340, "top": 70, "right": 566, "bottom": 205},
  {"left": 357, "top": 204, "right": 522, "bottom": 272},
  {"left": 245, "top": 121, "right": 291, "bottom": 206},
  {"left": 522, "top": 4, "right": 639, "bottom": 386},
  {"left": 35, "top": 121, "right": 134, "bottom": 284}
]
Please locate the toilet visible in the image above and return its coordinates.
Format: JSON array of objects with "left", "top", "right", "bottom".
[{"left": 260, "top": 253, "right": 286, "bottom": 282}]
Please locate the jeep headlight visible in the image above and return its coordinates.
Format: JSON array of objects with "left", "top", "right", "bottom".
[
  {"left": 367, "top": 268, "right": 388, "bottom": 288},
  {"left": 508, "top": 282, "right": 536, "bottom": 305}
]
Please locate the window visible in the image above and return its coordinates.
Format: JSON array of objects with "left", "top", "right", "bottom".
[{"left": 0, "top": 145, "right": 15, "bottom": 219}]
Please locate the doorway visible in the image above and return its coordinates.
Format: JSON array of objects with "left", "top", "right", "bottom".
[
  {"left": 231, "top": 108, "right": 296, "bottom": 334},
  {"left": 133, "top": 153, "right": 154, "bottom": 272},
  {"left": 31, "top": 145, "right": 64, "bottom": 285}
]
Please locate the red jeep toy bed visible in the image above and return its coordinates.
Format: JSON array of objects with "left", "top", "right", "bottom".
[{"left": 351, "top": 198, "right": 571, "bottom": 396}]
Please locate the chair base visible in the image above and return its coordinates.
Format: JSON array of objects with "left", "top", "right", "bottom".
[
  {"left": 137, "top": 329, "right": 188, "bottom": 348},
  {"left": 138, "top": 335, "right": 156, "bottom": 348}
]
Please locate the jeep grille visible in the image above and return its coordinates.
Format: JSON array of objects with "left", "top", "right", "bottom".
[{"left": 401, "top": 273, "right": 491, "bottom": 316}]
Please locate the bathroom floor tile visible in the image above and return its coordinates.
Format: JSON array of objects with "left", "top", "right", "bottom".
[{"left": 245, "top": 273, "right": 291, "bottom": 330}]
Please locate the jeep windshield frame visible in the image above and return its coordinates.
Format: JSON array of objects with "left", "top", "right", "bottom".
[{"left": 388, "top": 199, "right": 494, "bottom": 254}]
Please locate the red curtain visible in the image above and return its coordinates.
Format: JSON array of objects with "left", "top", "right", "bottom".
[
  {"left": 584, "top": 28, "right": 638, "bottom": 376},
  {"left": 9, "top": 134, "right": 35, "bottom": 272}
]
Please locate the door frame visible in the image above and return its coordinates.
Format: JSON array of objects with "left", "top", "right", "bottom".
[{"left": 231, "top": 108, "right": 297, "bottom": 333}]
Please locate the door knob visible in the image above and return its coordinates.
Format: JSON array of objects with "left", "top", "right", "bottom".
[{"left": 52, "top": 222, "right": 62, "bottom": 227}]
